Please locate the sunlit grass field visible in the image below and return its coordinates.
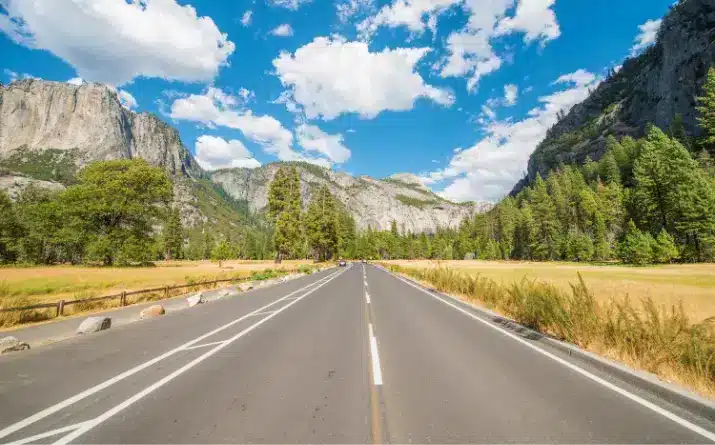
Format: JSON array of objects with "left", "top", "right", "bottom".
[
  {"left": 385, "top": 260, "right": 715, "bottom": 322},
  {"left": 0, "top": 260, "right": 317, "bottom": 328}
]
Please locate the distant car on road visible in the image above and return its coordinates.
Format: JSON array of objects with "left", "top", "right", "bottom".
[{"left": 339, "top": 260, "right": 347, "bottom": 267}]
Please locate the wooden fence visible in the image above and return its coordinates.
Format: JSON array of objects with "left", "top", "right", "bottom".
[{"left": 0, "top": 276, "right": 252, "bottom": 319}]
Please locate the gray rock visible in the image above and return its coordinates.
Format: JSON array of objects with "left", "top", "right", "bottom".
[
  {"left": 140, "top": 305, "right": 165, "bottom": 319},
  {"left": 238, "top": 282, "right": 254, "bottom": 292},
  {"left": 0, "top": 336, "right": 30, "bottom": 354},
  {"left": 186, "top": 293, "right": 204, "bottom": 307},
  {"left": 76, "top": 317, "right": 111, "bottom": 335},
  {"left": 220, "top": 289, "right": 231, "bottom": 297}
]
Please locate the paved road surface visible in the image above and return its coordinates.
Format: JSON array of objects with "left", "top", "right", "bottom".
[{"left": 0, "top": 264, "right": 713, "bottom": 444}]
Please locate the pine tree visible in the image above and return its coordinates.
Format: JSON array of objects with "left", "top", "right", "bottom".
[
  {"left": 598, "top": 151, "right": 621, "bottom": 185},
  {"left": 268, "top": 166, "right": 303, "bottom": 263},
  {"left": 618, "top": 221, "right": 655, "bottom": 265},
  {"left": 496, "top": 197, "right": 517, "bottom": 259},
  {"left": 696, "top": 67, "right": 715, "bottom": 146},
  {"left": 529, "top": 175, "right": 559, "bottom": 260},
  {"left": 669, "top": 113, "right": 691, "bottom": 151},
  {"left": 653, "top": 229, "right": 679, "bottom": 263},
  {"left": 305, "top": 185, "right": 339, "bottom": 261},
  {"left": 162, "top": 207, "right": 184, "bottom": 260},
  {"left": 0, "top": 190, "right": 20, "bottom": 263},
  {"left": 211, "top": 240, "right": 233, "bottom": 268}
]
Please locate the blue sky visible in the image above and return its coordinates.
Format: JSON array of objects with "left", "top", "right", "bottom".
[{"left": 0, "top": 0, "right": 673, "bottom": 202}]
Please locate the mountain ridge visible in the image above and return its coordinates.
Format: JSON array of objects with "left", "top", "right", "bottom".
[
  {"left": 0, "top": 79, "right": 477, "bottom": 233},
  {"left": 512, "top": 0, "right": 715, "bottom": 194}
]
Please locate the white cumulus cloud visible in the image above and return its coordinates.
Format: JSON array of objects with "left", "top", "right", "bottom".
[
  {"left": 195, "top": 135, "right": 261, "bottom": 170},
  {"left": 169, "top": 87, "right": 332, "bottom": 167},
  {"left": 67, "top": 77, "right": 84, "bottom": 85},
  {"left": 630, "top": 18, "right": 662, "bottom": 57},
  {"left": 296, "top": 124, "right": 352, "bottom": 163},
  {"left": 272, "top": 36, "right": 453, "bottom": 120},
  {"left": 268, "top": 0, "right": 313, "bottom": 10},
  {"left": 117, "top": 89, "right": 138, "bottom": 110},
  {"left": 358, "top": 0, "right": 459, "bottom": 36},
  {"left": 504, "top": 84, "right": 518, "bottom": 106},
  {"left": 423, "top": 70, "right": 599, "bottom": 202},
  {"left": 495, "top": 0, "right": 560, "bottom": 44},
  {"left": 0, "top": 0, "right": 235, "bottom": 86},
  {"left": 271, "top": 24, "right": 294, "bottom": 37},
  {"left": 240, "top": 10, "right": 253, "bottom": 26},
  {"left": 337, "top": 0, "right": 375, "bottom": 23}
]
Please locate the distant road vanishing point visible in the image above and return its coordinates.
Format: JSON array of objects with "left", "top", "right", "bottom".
[{"left": 0, "top": 264, "right": 714, "bottom": 444}]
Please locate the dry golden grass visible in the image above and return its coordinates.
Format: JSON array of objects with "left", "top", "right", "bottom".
[
  {"left": 385, "top": 262, "right": 715, "bottom": 400},
  {"left": 0, "top": 260, "right": 318, "bottom": 329},
  {"left": 385, "top": 260, "right": 715, "bottom": 322}
]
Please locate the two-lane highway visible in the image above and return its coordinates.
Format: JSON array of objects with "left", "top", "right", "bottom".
[{"left": 0, "top": 264, "right": 713, "bottom": 443}]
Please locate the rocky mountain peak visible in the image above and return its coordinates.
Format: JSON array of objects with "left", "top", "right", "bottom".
[
  {"left": 512, "top": 0, "right": 715, "bottom": 194},
  {"left": 0, "top": 79, "right": 201, "bottom": 178}
]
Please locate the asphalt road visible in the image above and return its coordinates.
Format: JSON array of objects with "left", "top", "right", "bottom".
[{"left": 0, "top": 264, "right": 713, "bottom": 444}]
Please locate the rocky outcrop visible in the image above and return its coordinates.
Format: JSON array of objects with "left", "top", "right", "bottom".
[
  {"left": 210, "top": 163, "right": 479, "bottom": 233},
  {"left": 0, "top": 79, "right": 201, "bottom": 177},
  {"left": 0, "top": 173, "right": 65, "bottom": 200},
  {"left": 513, "top": 0, "right": 715, "bottom": 193}
]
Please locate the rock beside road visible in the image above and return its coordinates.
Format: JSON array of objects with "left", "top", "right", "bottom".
[
  {"left": 0, "top": 336, "right": 30, "bottom": 354},
  {"left": 186, "top": 293, "right": 204, "bottom": 307},
  {"left": 238, "top": 282, "right": 254, "bottom": 292},
  {"left": 76, "top": 317, "right": 111, "bottom": 335},
  {"left": 140, "top": 305, "right": 165, "bottom": 319}
]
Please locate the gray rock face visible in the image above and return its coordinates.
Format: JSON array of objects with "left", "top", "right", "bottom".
[
  {"left": 0, "top": 336, "right": 30, "bottom": 354},
  {"left": 513, "top": 0, "right": 715, "bottom": 193},
  {"left": 210, "top": 164, "right": 482, "bottom": 233},
  {"left": 0, "top": 79, "right": 201, "bottom": 177},
  {"left": 0, "top": 174, "right": 65, "bottom": 200},
  {"left": 76, "top": 316, "right": 111, "bottom": 335}
]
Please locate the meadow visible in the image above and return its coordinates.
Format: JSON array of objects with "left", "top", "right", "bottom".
[
  {"left": 0, "top": 260, "right": 317, "bottom": 328},
  {"left": 384, "top": 260, "right": 715, "bottom": 399},
  {"left": 385, "top": 260, "right": 715, "bottom": 322}
]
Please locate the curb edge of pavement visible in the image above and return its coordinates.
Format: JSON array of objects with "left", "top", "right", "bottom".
[{"left": 378, "top": 265, "right": 715, "bottom": 421}]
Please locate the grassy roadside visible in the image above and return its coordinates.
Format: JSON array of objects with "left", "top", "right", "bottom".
[
  {"left": 384, "top": 264, "right": 715, "bottom": 400},
  {"left": 0, "top": 261, "right": 322, "bottom": 329}
]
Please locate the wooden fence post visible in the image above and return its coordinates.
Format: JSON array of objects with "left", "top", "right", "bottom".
[
  {"left": 57, "top": 300, "right": 65, "bottom": 317},
  {"left": 120, "top": 291, "right": 127, "bottom": 307},
  {"left": 164, "top": 286, "right": 169, "bottom": 298}
]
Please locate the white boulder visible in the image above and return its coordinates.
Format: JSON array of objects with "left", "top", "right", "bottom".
[
  {"left": 186, "top": 293, "right": 205, "bottom": 307},
  {"left": 238, "top": 282, "right": 254, "bottom": 292},
  {"left": 140, "top": 305, "right": 165, "bottom": 319},
  {"left": 76, "top": 317, "right": 111, "bottom": 335}
]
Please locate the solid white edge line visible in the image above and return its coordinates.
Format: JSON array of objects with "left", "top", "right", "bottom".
[
  {"left": 369, "top": 324, "right": 383, "bottom": 386},
  {"left": 54, "top": 268, "right": 346, "bottom": 445},
  {"left": 386, "top": 269, "right": 715, "bottom": 443},
  {"left": 365, "top": 291, "right": 371, "bottom": 304},
  {"left": 0, "top": 269, "right": 340, "bottom": 441}
]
